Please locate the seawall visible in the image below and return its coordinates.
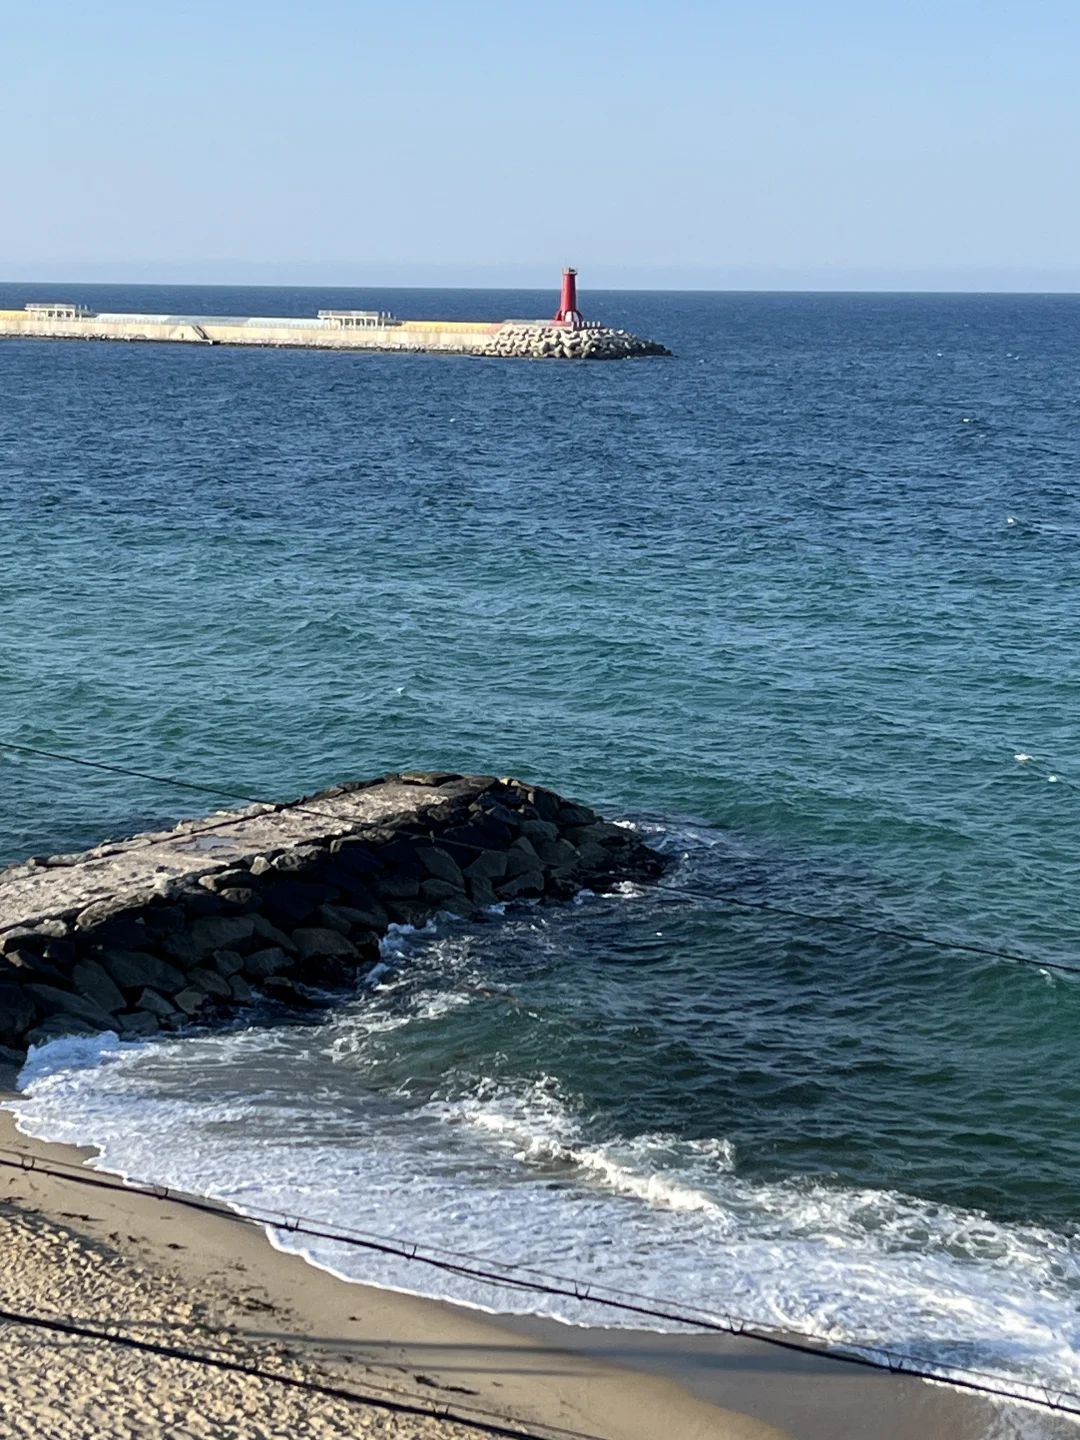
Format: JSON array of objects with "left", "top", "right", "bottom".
[
  {"left": 0, "top": 311, "right": 671, "bottom": 360},
  {"left": 0, "top": 772, "right": 664, "bottom": 1057}
]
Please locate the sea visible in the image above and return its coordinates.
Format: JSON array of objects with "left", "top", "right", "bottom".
[{"left": 2, "top": 284, "right": 1080, "bottom": 1423}]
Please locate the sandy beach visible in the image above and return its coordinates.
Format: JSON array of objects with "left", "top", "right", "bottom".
[{"left": 0, "top": 1080, "right": 1064, "bottom": 1440}]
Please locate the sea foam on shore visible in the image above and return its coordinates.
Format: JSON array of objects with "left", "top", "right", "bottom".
[{"left": 8, "top": 878, "right": 1080, "bottom": 1420}]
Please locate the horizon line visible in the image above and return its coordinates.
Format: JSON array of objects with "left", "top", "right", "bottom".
[
  {"left": 3, "top": 262, "right": 1080, "bottom": 297},
  {"left": 1, "top": 277, "right": 1080, "bottom": 298}
]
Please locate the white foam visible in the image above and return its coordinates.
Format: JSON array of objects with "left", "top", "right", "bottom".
[{"left": 7, "top": 1010, "right": 1080, "bottom": 1420}]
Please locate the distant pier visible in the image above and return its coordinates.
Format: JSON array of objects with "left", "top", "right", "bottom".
[{"left": 0, "top": 270, "right": 669, "bottom": 361}]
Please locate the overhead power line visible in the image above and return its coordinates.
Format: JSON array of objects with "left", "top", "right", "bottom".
[
  {"left": 0, "top": 1303, "right": 587, "bottom": 1440},
  {"left": 651, "top": 882, "right": 1080, "bottom": 976},
  {"left": 0, "top": 740, "right": 281, "bottom": 810},
  {"left": 1, "top": 1148, "right": 1077, "bottom": 1419},
  {"left": 1, "top": 736, "right": 1075, "bottom": 975}
]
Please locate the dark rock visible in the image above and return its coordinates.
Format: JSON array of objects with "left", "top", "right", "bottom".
[
  {"left": 269, "top": 846, "right": 323, "bottom": 874},
  {"left": 324, "top": 838, "right": 386, "bottom": 880},
  {"left": 3, "top": 950, "right": 66, "bottom": 985},
  {"left": 171, "top": 987, "right": 210, "bottom": 1016},
  {"left": 378, "top": 875, "right": 420, "bottom": 900},
  {"left": 175, "top": 888, "right": 223, "bottom": 918},
  {"left": 0, "top": 1042, "right": 26, "bottom": 1066},
  {"left": 260, "top": 878, "right": 335, "bottom": 927},
  {"left": 136, "top": 988, "right": 176, "bottom": 1018},
  {"left": 118, "top": 1011, "right": 158, "bottom": 1037},
  {"left": 498, "top": 871, "right": 545, "bottom": 899},
  {"left": 472, "top": 799, "right": 520, "bottom": 830},
  {"left": 229, "top": 974, "right": 254, "bottom": 1003},
  {"left": 519, "top": 819, "right": 559, "bottom": 845},
  {"left": 292, "top": 927, "right": 358, "bottom": 961},
  {"left": 25, "top": 984, "right": 115, "bottom": 1030},
  {"left": 505, "top": 837, "right": 541, "bottom": 877},
  {"left": 463, "top": 850, "right": 508, "bottom": 882},
  {"left": 314, "top": 904, "right": 352, "bottom": 936},
  {"left": 557, "top": 802, "right": 600, "bottom": 827},
  {"left": 261, "top": 976, "right": 317, "bottom": 1008},
  {"left": 25, "top": 1015, "right": 99, "bottom": 1046},
  {"left": 400, "top": 771, "right": 460, "bottom": 785},
  {"left": 351, "top": 931, "right": 382, "bottom": 964},
  {"left": 100, "top": 949, "right": 186, "bottom": 995},
  {"left": 383, "top": 898, "right": 432, "bottom": 928},
  {"left": 71, "top": 960, "right": 126, "bottom": 1014},
  {"left": 378, "top": 839, "right": 430, "bottom": 879},
  {"left": 41, "top": 937, "right": 76, "bottom": 967},
  {"left": 244, "top": 947, "right": 292, "bottom": 978},
  {"left": 318, "top": 900, "right": 388, "bottom": 933},
  {"left": 162, "top": 914, "right": 254, "bottom": 964},
  {"left": 76, "top": 898, "right": 151, "bottom": 936},
  {"left": 566, "top": 821, "right": 632, "bottom": 848},
  {"left": 199, "top": 868, "right": 257, "bottom": 894},
  {"left": 217, "top": 887, "right": 258, "bottom": 910},
  {"left": 1, "top": 928, "right": 48, "bottom": 955},
  {"left": 420, "top": 878, "right": 467, "bottom": 905},
  {"left": 523, "top": 787, "right": 562, "bottom": 824},
  {"left": 466, "top": 876, "right": 498, "bottom": 908},
  {"left": 190, "top": 914, "right": 255, "bottom": 952},
  {"left": 142, "top": 905, "right": 186, "bottom": 936},
  {"left": 434, "top": 778, "right": 490, "bottom": 803},
  {"left": 417, "top": 846, "right": 464, "bottom": 887},
  {"left": 574, "top": 840, "right": 610, "bottom": 870},
  {"left": 210, "top": 949, "right": 244, "bottom": 978},
  {"left": 533, "top": 837, "right": 578, "bottom": 868},
  {"left": 545, "top": 873, "right": 581, "bottom": 900},
  {"left": 441, "top": 819, "right": 512, "bottom": 852},
  {"left": 251, "top": 914, "right": 297, "bottom": 952},
  {"left": 188, "top": 967, "right": 232, "bottom": 999},
  {"left": 301, "top": 955, "right": 355, "bottom": 989},
  {"left": 0, "top": 981, "right": 36, "bottom": 1044}
]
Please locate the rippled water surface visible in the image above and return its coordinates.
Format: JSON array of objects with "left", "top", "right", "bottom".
[{"left": 3, "top": 286, "right": 1080, "bottom": 1408}]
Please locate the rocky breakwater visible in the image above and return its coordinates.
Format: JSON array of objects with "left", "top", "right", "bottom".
[
  {"left": 486, "top": 323, "right": 671, "bottom": 360},
  {"left": 0, "top": 773, "right": 664, "bottom": 1059}
]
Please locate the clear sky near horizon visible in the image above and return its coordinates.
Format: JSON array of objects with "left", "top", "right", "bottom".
[{"left": 1, "top": 0, "right": 1077, "bottom": 291}]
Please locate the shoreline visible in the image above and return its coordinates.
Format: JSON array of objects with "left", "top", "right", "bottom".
[{"left": 0, "top": 1089, "right": 1052, "bottom": 1440}]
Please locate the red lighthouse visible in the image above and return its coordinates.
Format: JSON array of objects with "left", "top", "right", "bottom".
[{"left": 553, "top": 267, "right": 584, "bottom": 328}]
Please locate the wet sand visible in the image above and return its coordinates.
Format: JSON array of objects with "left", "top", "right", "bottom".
[{"left": 0, "top": 1099, "right": 1067, "bottom": 1440}]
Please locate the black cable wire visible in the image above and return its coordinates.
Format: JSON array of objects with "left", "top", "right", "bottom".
[
  {"left": 0, "top": 1303, "right": 584, "bottom": 1440},
  {"left": 0, "top": 740, "right": 283, "bottom": 811},
  {"left": 2, "top": 1149, "right": 1077, "bottom": 1418},
  {"left": 3, "top": 735, "right": 1074, "bottom": 978},
  {"left": 650, "top": 880, "right": 1080, "bottom": 976},
  {"left": 0, "top": 739, "right": 409, "bottom": 831}
]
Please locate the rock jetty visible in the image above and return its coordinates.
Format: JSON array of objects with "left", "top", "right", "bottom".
[
  {"left": 485, "top": 323, "right": 670, "bottom": 360},
  {"left": 0, "top": 773, "right": 664, "bottom": 1058}
]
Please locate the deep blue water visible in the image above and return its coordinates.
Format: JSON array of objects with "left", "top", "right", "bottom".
[{"left": 3, "top": 285, "right": 1080, "bottom": 1404}]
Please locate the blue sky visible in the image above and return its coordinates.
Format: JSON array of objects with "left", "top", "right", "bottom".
[{"left": 2, "top": 0, "right": 1077, "bottom": 289}]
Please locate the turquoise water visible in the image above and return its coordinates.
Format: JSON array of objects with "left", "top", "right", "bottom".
[{"left": 3, "top": 286, "right": 1080, "bottom": 1404}]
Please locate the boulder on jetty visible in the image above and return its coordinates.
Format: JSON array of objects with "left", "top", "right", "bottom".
[
  {"left": 484, "top": 323, "right": 671, "bottom": 361},
  {"left": 0, "top": 773, "right": 665, "bottom": 1057}
]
